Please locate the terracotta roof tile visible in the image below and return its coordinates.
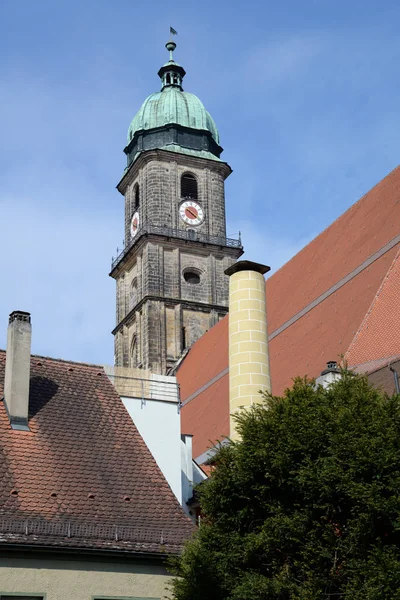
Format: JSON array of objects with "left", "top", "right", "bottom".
[
  {"left": 182, "top": 373, "right": 229, "bottom": 460},
  {"left": 268, "top": 165, "right": 400, "bottom": 332},
  {"left": 350, "top": 354, "right": 400, "bottom": 375},
  {"left": 0, "top": 352, "right": 193, "bottom": 553},
  {"left": 346, "top": 249, "right": 400, "bottom": 365}
]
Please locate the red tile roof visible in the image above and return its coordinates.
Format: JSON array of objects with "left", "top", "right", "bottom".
[
  {"left": 0, "top": 351, "right": 193, "bottom": 554},
  {"left": 182, "top": 372, "right": 229, "bottom": 461},
  {"left": 350, "top": 355, "right": 400, "bottom": 376},
  {"left": 180, "top": 166, "right": 400, "bottom": 461},
  {"left": 346, "top": 249, "right": 400, "bottom": 366}
]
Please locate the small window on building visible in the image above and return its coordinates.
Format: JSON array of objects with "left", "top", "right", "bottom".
[
  {"left": 183, "top": 269, "right": 200, "bottom": 284},
  {"left": 181, "top": 326, "right": 187, "bottom": 349},
  {"left": 130, "top": 335, "right": 137, "bottom": 367},
  {"left": 1, "top": 596, "right": 44, "bottom": 600},
  {"left": 133, "top": 182, "right": 140, "bottom": 208},
  {"left": 181, "top": 173, "right": 198, "bottom": 199},
  {"left": 166, "top": 73, "right": 171, "bottom": 85}
]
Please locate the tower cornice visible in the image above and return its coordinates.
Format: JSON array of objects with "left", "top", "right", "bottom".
[
  {"left": 117, "top": 148, "right": 232, "bottom": 196},
  {"left": 109, "top": 226, "right": 243, "bottom": 279},
  {"left": 112, "top": 296, "right": 231, "bottom": 336}
]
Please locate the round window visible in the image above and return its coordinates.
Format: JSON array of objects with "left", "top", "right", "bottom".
[{"left": 183, "top": 270, "right": 200, "bottom": 284}]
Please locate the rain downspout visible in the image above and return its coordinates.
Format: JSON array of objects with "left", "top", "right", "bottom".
[{"left": 389, "top": 363, "right": 400, "bottom": 394}]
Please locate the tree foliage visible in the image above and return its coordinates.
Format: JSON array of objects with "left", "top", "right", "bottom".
[{"left": 170, "top": 373, "right": 400, "bottom": 599}]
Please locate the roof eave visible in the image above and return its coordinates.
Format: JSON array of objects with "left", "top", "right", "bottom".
[{"left": 0, "top": 542, "right": 176, "bottom": 561}]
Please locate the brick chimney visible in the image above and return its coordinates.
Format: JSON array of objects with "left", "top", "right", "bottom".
[
  {"left": 4, "top": 311, "right": 32, "bottom": 430},
  {"left": 225, "top": 261, "right": 271, "bottom": 440}
]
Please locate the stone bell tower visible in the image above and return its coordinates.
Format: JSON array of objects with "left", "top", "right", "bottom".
[{"left": 110, "top": 39, "right": 243, "bottom": 374}]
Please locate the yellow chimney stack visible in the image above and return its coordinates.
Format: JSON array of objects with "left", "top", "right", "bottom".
[{"left": 225, "top": 261, "right": 271, "bottom": 440}]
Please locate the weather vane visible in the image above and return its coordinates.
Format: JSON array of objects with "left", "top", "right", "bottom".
[{"left": 166, "top": 27, "right": 178, "bottom": 60}]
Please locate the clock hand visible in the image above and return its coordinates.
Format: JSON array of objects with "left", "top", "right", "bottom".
[{"left": 187, "top": 208, "right": 198, "bottom": 219}]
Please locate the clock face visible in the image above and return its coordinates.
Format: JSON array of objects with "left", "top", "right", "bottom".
[
  {"left": 130, "top": 211, "right": 140, "bottom": 238},
  {"left": 179, "top": 201, "right": 204, "bottom": 226}
]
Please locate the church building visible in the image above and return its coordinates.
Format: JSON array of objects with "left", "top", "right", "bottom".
[{"left": 109, "top": 39, "right": 400, "bottom": 471}]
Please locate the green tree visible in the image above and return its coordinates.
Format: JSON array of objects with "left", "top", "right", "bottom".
[{"left": 171, "top": 373, "right": 400, "bottom": 599}]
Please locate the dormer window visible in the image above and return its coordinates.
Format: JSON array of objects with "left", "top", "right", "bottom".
[{"left": 181, "top": 173, "right": 198, "bottom": 199}]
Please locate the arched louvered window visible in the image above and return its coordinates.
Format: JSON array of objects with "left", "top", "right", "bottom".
[
  {"left": 133, "top": 183, "right": 140, "bottom": 208},
  {"left": 181, "top": 173, "right": 198, "bottom": 199}
]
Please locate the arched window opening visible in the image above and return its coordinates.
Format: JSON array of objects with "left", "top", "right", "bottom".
[
  {"left": 133, "top": 183, "right": 140, "bottom": 208},
  {"left": 181, "top": 173, "right": 198, "bottom": 199},
  {"left": 173, "top": 74, "right": 178, "bottom": 85},
  {"left": 183, "top": 269, "right": 201, "bottom": 285},
  {"left": 130, "top": 278, "right": 138, "bottom": 309},
  {"left": 130, "top": 335, "right": 137, "bottom": 367},
  {"left": 166, "top": 73, "right": 171, "bottom": 85}
]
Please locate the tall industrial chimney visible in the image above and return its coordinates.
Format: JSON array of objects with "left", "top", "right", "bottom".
[
  {"left": 4, "top": 311, "right": 32, "bottom": 430},
  {"left": 225, "top": 261, "right": 271, "bottom": 440}
]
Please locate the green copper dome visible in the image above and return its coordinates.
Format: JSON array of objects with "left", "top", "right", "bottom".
[
  {"left": 125, "top": 40, "right": 222, "bottom": 164},
  {"left": 127, "top": 87, "right": 219, "bottom": 144}
]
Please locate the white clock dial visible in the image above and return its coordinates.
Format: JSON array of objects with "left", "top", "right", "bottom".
[
  {"left": 179, "top": 201, "right": 204, "bottom": 226},
  {"left": 130, "top": 211, "right": 140, "bottom": 238}
]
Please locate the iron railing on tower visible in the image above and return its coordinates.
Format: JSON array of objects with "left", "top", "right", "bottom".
[{"left": 111, "top": 225, "right": 242, "bottom": 271}]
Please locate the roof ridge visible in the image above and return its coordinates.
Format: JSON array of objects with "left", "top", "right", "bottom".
[
  {"left": 350, "top": 354, "right": 400, "bottom": 375},
  {"left": 268, "top": 164, "right": 400, "bottom": 282},
  {"left": 0, "top": 348, "right": 102, "bottom": 369}
]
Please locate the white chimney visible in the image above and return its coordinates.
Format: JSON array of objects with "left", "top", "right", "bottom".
[
  {"left": 4, "top": 311, "right": 32, "bottom": 430},
  {"left": 315, "top": 361, "right": 341, "bottom": 389}
]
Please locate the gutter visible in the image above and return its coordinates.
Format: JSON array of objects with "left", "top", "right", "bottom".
[
  {"left": 389, "top": 363, "right": 400, "bottom": 394},
  {"left": 0, "top": 543, "right": 173, "bottom": 563}
]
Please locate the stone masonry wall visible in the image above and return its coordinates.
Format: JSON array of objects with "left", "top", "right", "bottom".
[{"left": 114, "top": 152, "right": 237, "bottom": 373}]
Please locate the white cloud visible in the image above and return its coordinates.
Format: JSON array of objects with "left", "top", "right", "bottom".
[
  {"left": 0, "top": 69, "right": 139, "bottom": 365},
  {"left": 0, "top": 195, "right": 119, "bottom": 364}
]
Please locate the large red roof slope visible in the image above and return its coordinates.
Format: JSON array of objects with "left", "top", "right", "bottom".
[
  {"left": 346, "top": 249, "right": 400, "bottom": 366},
  {"left": 0, "top": 351, "right": 193, "bottom": 554},
  {"left": 180, "top": 166, "right": 400, "bottom": 460}
]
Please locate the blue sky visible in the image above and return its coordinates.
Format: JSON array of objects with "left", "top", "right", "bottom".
[{"left": 1, "top": 0, "right": 399, "bottom": 364}]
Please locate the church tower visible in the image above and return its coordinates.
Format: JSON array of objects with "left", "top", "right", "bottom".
[{"left": 110, "top": 40, "right": 243, "bottom": 374}]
